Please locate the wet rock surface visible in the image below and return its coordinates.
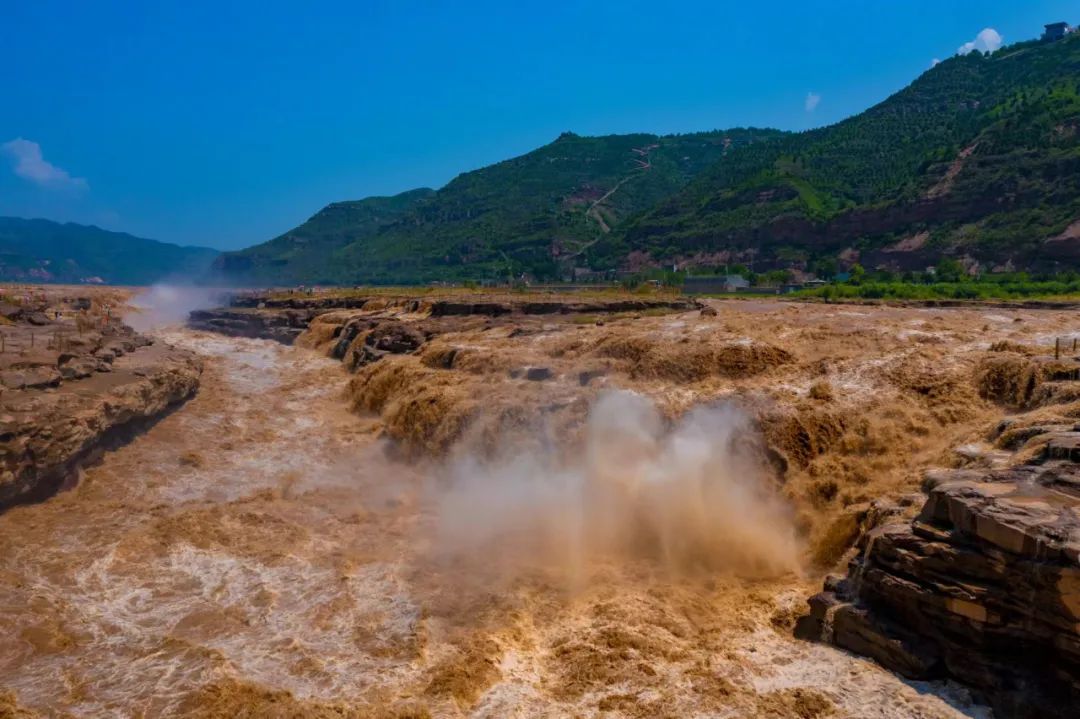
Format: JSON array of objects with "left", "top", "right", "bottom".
[
  {"left": 799, "top": 417, "right": 1080, "bottom": 717},
  {"left": 345, "top": 319, "right": 426, "bottom": 369},
  {"left": 187, "top": 307, "right": 316, "bottom": 344}
]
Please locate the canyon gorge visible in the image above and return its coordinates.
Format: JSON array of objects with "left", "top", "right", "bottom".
[{"left": 1, "top": 288, "right": 1078, "bottom": 717}]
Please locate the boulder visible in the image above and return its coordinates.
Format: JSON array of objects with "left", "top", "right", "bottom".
[
  {"left": 508, "top": 366, "right": 554, "bottom": 381},
  {"left": 0, "top": 367, "right": 62, "bottom": 390},
  {"left": 0, "top": 303, "right": 23, "bottom": 322},
  {"left": 347, "top": 320, "right": 426, "bottom": 369},
  {"left": 367, "top": 320, "right": 425, "bottom": 354},
  {"left": 578, "top": 368, "right": 608, "bottom": 386},
  {"left": 330, "top": 319, "right": 374, "bottom": 360},
  {"left": 525, "top": 366, "right": 553, "bottom": 381},
  {"left": 59, "top": 358, "right": 98, "bottom": 381},
  {"left": 59, "top": 364, "right": 91, "bottom": 381}
]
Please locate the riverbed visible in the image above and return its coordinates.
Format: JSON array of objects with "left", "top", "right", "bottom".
[{"left": 0, "top": 330, "right": 991, "bottom": 718}]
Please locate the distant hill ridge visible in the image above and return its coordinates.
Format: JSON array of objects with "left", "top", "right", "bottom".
[
  {"left": 218, "top": 30, "right": 1080, "bottom": 284},
  {"left": 603, "top": 31, "right": 1080, "bottom": 276},
  {"left": 218, "top": 129, "right": 784, "bottom": 284},
  {"left": 0, "top": 217, "right": 219, "bottom": 285}
]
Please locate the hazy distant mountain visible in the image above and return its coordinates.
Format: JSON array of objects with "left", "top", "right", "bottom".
[{"left": 0, "top": 217, "right": 219, "bottom": 285}]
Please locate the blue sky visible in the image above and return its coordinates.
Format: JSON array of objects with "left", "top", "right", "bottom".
[{"left": 2, "top": 1, "right": 1077, "bottom": 250}]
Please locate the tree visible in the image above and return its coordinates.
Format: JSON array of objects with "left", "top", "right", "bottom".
[
  {"left": 936, "top": 258, "right": 965, "bottom": 282},
  {"left": 760, "top": 269, "right": 793, "bottom": 286},
  {"left": 811, "top": 257, "right": 838, "bottom": 278}
]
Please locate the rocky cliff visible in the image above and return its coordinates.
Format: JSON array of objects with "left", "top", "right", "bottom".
[
  {"left": 0, "top": 297, "right": 202, "bottom": 510},
  {"left": 188, "top": 307, "right": 317, "bottom": 344},
  {"left": 797, "top": 351, "right": 1080, "bottom": 718}
]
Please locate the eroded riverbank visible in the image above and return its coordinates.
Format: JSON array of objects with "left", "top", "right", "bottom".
[
  {"left": 0, "top": 328, "right": 994, "bottom": 718},
  {"left": 0, "top": 287, "right": 202, "bottom": 511}
]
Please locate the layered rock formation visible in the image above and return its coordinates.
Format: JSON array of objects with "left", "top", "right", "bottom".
[
  {"left": 199, "top": 291, "right": 700, "bottom": 337},
  {"left": 0, "top": 299, "right": 202, "bottom": 510},
  {"left": 188, "top": 307, "right": 317, "bottom": 344},
  {"left": 798, "top": 352, "right": 1080, "bottom": 718}
]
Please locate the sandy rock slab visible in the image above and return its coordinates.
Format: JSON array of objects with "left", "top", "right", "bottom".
[{"left": 0, "top": 341, "right": 202, "bottom": 510}]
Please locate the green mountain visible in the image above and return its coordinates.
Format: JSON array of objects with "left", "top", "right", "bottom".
[
  {"left": 219, "top": 129, "right": 783, "bottom": 284},
  {"left": 223, "top": 32, "right": 1080, "bottom": 285},
  {"left": 0, "top": 217, "right": 219, "bottom": 285},
  {"left": 215, "top": 188, "right": 436, "bottom": 285},
  {"left": 599, "top": 33, "right": 1080, "bottom": 275}
]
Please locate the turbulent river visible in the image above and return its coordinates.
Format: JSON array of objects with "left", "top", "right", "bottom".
[{"left": 0, "top": 331, "right": 993, "bottom": 718}]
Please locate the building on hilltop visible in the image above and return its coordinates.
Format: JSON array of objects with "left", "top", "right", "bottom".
[{"left": 1043, "top": 22, "right": 1074, "bottom": 41}]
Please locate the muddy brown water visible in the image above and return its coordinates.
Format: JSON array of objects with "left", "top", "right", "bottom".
[{"left": 0, "top": 330, "right": 992, "bottom": 717}]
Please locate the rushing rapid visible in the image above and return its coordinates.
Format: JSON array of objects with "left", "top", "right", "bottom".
[{"left": 0, "top": 330, "right": 991, "bottom": 717}]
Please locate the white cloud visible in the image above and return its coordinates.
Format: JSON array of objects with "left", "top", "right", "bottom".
[
  {"left": 957, "top": 27, "right": 1003, "bottom": 55},
  {"left": 805, "top": 92, "right": 821, "bottom": 113},
  {"left": 931, "top": 58, "right": 941, "bottom": 68},
  {"left": 1, "top": 138, "right": 87, "bottom": 190}
]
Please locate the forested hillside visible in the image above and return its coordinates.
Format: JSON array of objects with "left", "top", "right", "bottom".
[
  {"left": 215, "top": 189, "right": 435, "bottom": 285},
  {"left": 219, "top": 129, "right": 783, "bottom": 284},
  {"left": 599, "top": 34, "right": 1080, "bottom": 274}
]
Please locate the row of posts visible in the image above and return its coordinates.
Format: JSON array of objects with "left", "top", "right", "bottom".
[
  {"left": 1054, "top": 337, "right": 1078, "bottom": 359},
  {"left": 0, "top": 329, "right": 72, "bottom": 353},
  {"left": 0, "top": 309, "right": 105, "bottom": 353}
]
